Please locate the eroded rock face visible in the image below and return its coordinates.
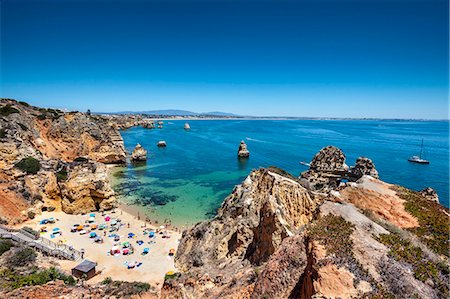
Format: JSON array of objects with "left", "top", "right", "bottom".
[
  {"left": 351, "top": 156, "right": 379, "bottom": 179},
  {"left": 60, "top": 162, "right": 116, "bottom": 214},
  {"left": 300, "top": 146, "right": 348, "bottom": 191},
  {"left": 419, "top": 187, "right": 439, "bottom": 203},
  {"left": 130, "top": 143, "right": 147, "bottom": 161},
  {"left": 164, "top": 168, "right": 320, "bottom": 298},
  {"left": 300, "top": 146, "right": 379, "bottom": 191},
  {"left": 238, "top": 140, "right": 250, "bottom": 158},
  {"left": 0, "top": 99, "right": 121, "bottom": 222},
  {"left": 309, "top": 146, "right": 347, "bottom": 172}
]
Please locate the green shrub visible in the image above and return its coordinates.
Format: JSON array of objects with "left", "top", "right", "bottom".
[
  {"left": 21, "top": 226, "right": 39, "bottom": 239},
  {"left": 0, "top": 105, "right": 19, "bottom": 116},
  {"left": 1, "top": 267, "right": 75, "bottom": 290},
  {"left": 27, "top": 211, "right": 36, "bottom": 219},
  {"left": 378, "top": 233, "right": 449, "bottom": 297},
  {"left": 37, "top": 114, "right": 47, "bottom": 120},
  {"left": 17, "top": 123, "right": 28, "bottom": 131},
  {"left": 392, "top": 186, "right": 449, "bottom": 257},
  {"left": 55, "top": 169, "right": 68, "bottom": 182},
  {"left": 0, "top": 128, "right": 5, "bottom": 138},
  {"left": 15, "top": 157, "right": 41, "bottom": 174},
  {"left": 73, "top": 157, "right": 89, "bottom": 163},
  {"left": 102, "top": 280, "right": 153, "bottom": 296},
  {"left": 0, "top": 239, "right": 13, "bottom": 256},
  {"left": 18, "top": 101, "right": 30, "bottom": 107},
  {"left": 102, "top": 276, "right": 113, "bottom": 284},
  {"left": 7, "top": 248, "right": 37, "bottom": 267}
]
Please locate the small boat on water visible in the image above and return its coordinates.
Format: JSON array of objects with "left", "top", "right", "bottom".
[{"left": 408, "top": 139, "right": 429, "bottom": 164}]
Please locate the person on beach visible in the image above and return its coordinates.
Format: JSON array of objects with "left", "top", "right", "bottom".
[
  {"left": 128, "top": 223, "right": 130, "bottom": 228},
  {"left": 81, "top": 248, "right": 85, "bottom": 259}
]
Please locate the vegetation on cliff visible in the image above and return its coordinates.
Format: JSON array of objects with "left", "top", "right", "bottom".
[
  {"left": 392, "top": 186, "right": 449, "bottom": 257},
  {"left": 0, "top": 104, "right": 19, "bottom": 116},
  {"left": 14, "top": 157, "right": 41, "bottom": 174}
]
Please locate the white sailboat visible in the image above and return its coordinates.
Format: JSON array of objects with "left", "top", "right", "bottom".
[{"left": 408, "top": 139, "right": 429, "bottom": 164}]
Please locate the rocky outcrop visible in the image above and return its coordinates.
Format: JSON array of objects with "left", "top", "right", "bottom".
[
  {"left": 157, "top": 141, "right": 167, "bottom": 147},
  {"left": 184, "top": 123, "right": 191, "bottom": 130},
  {"left": 350, "top": 156, "right": 379, "bottom": 179},
  {"left": 162, "top": 168, "right": 320, "bottom": 298},
  {"left": 300, "top": 146, "right": 379, "bottom": 191},
  {"left": 238, "top": 140, "right": 250, "bottom": 158},
  {"left": 131, "top": 144, "right": 147, "bottom": 161},
  {"left": 59, "top": 161, "right": 116, "bottom": 213},
  {"left": 0, "top": 99, "right": 123, "bottom": 222},
  {"left": 163, "top": 147, "right": 449, "bottom": 299},
  {"left": 419, "top": 187, "right": 439, "bottom": 203}
]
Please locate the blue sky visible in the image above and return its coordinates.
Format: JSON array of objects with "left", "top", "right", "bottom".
[{"left": 1, "top": 0, "right": 448, "bottom": 118}]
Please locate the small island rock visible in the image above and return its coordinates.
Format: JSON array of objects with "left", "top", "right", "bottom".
[
  {"left": 350, "top": 156, "right": 379, "bottom": 179},
  {"left": 131, "top": 143, "right": 147, "bottom": 161},
  {"left": 238, "top": 140, "right": 250, "bottom": 158},
  {"left": 157, "top": 140, "right": 167, "bottom": 147}
]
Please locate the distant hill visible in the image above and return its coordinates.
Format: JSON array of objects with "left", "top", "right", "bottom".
[{"left": 103, "top": 109, "right": 240, "bottom": 117}]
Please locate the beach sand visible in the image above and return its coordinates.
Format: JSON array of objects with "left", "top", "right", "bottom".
[{"left": 19, "top": 208, "right": 181, "bottom": 287}]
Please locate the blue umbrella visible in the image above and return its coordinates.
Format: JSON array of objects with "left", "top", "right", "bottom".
[
  {"left": 128, "top": 233, "right": 135, "bottom": 238},
  {"left": 53, "top": 228, "right": 60, "bottom": 232},
  {"left": 89, "top": 213, "right": 95, "bottom": 217},
  {"left": 90, "top": 232, "right": 97, "bottom": 237}
]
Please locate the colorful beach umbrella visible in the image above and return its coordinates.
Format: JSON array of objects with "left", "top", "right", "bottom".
[
  {"left": 53, "top": 228, "right": 60, "bottom": 232},
  {"left": 89, "top": 213, "right": 95, "bottom": 217}
]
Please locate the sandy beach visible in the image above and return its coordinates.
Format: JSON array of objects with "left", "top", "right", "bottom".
[{"left": 19, "top": 208, "right": 181, "bottom": 287}]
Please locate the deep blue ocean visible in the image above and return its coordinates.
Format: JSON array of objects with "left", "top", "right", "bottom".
[{"left": 112, "top": 120, "right": 449, "bottom": 227}]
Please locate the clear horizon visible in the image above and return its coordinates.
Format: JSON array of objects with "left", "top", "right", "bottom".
[{"left": 1, "top": 0, "right": 449, "bottom": 119}]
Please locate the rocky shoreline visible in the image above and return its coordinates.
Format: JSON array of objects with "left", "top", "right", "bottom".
[{"left": 1, "top": 99, "right": 448, "bottom": 298}]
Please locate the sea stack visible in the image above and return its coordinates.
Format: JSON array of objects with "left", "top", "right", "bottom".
[
  {"left": 237, "top": 140, "right": 250, "bottom": 158},
  {"left": 157, "top": 121, "right": 163, "bottom": 129},
  {"left": 131, "top": 143, "right": 147, "bottom": 161},
  {"left": 157, "top": 140, "right": 167, "bottom": 147},
  {"left": 184, "top": 123, "right": 191, "bottom": 130}
]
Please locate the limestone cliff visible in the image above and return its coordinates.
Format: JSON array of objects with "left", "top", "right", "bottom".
[
  {"left": 0, "top": 99, "right": 126, "bottom": 223},
  {"left": 162, "top": 148, "right": 449, "bottom": 299}
]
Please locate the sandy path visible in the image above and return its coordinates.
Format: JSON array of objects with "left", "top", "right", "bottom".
[{"left": 20, "top": 208, "right": 181, "bottom": 287}]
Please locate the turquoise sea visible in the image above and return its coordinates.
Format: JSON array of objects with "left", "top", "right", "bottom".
[{"left": 112, "top": 120, "right": 449, "bottom": 228}]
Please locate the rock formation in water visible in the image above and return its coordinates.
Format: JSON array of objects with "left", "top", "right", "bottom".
[
  {"left": 350, "top": 156, "right": 379, "bottom": 179},
  {"left": 162, "top": 147, "right": 449, "bottom": 299},
  {"left": 131, "top": 143, "right": 147, "bottom": 161},
  {"left": 300, "top": 146, "right": 381, "bottom": 191},
  {"left": 238, "top": 140, "right": 250, "bottom": 158},
  {"left": 0, "top": 99, "right": 125, "bottom": 223},
  {"left": 157, "top": 140, "right": 167, "bottom": 147},
  {"left": 184, "top": 123, "right": 191, "bottom": 130},
  {"left": 142, "top": 119, "right": 155, "bottom": 129},
  {"left": 419, "top": 187, "right": 439, "bottom": 203}
]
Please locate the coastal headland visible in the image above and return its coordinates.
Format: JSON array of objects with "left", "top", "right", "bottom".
[{"left": 0, "top": 98, "right": 448, "bottom": 298}]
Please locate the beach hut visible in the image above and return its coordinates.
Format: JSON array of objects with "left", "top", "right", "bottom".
[{"left": 71, "top": 260, "right": 97, "bottom": 280}]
